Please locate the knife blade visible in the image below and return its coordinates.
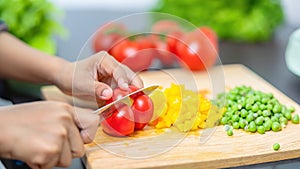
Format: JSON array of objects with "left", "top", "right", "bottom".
[{"left": 94, "top": 85, "right": 159, "bottom": 122}]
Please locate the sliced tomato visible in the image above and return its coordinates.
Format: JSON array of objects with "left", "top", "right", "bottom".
[
  {"left": 131, "top": 94, "right": 154, "bottom": 130},
  {"left": 101, "top": 104, "right": 135, "bottom": 137}
]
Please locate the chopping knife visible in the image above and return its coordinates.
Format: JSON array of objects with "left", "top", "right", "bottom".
[{"left": 94, "top": 84, "right": 159, "bottom": 122}]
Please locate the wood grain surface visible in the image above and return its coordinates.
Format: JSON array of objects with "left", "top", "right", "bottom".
[{"left": 41, "top": 64, "right": 300, "bottom": 169}]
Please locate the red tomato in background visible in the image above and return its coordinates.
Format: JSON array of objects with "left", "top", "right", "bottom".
[
  {"left": 151, "top": 20, "right": 184, "bottom": 67},
  {"left": 199, "top": 26, "right": 218, "bottom": 52},
  {"left": 131, "top": 94, "right": 154, "bottom": 130},
  {"left": 93, "top": 22, "right": 126, "bottom": 53},
  {"left": 135, "top": 34, "right": 156, "bottom": 49},
  {"left": 151, "top": 20, "right": 182, "bottom": 34},
  {"left": 154, "top": 39, "right": 176, "bottom": 67},
  {"left": 101, "top": 104, "right": 135, "bottom": 137},
  {"left": 166, "top": 31, "right": 184, "bottom": 56},
  {"left": 176, "top": 29, "right": 218, "bottom": 71},
  {"left": 109, "top": 39, "right": 153, "bottom": 72}
]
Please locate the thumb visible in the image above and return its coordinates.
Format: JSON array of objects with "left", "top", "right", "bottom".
[{"left": 95, "top": 81, "right": 113, "bottom": 100}]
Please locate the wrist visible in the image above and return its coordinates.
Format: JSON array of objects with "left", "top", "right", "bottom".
[
  {"left": 49, "top": 57, "right": 70, "bottom": 85},
  {"left": 50, "top": 57, "right": 74, "bottom": 95},
  {"left": 0, "top": 107, "right": 14, "bottom": 159}
]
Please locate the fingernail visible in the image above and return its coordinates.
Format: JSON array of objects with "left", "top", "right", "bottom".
[
  {"left": 120, "top": 83, "right": 129, "bottom": 89},
  {"left": 101, "top": 89, "right": 111, "bottom": 98}
]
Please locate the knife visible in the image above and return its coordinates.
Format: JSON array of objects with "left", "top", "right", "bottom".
[{"left": 94, "top": 85, "right": 159, "bottom": 122}]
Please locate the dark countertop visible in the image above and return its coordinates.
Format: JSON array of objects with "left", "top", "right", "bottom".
[{"left": 1, "top": 9, "right": 300, "bottom": 169}]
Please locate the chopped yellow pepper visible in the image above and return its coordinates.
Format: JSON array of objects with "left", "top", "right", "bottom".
[{"left": 149, "top": 83, "right": 222, "bottom": 132}]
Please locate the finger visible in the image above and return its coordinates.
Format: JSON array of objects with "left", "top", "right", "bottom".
[
  {"left": 56, "top": 139, "right": 72, "bottom": 168},
  {"left": 94, "top": 81, "right": 113, "bottom": 100},
  {"left": 80, "top": 113, "right": 99, "bottom": 143},
  {"left": 67, "top": 122, "right": 85, "bottom": 158},
  {"left": 127, "top": 71, "right": 144, "bottom": 88},
  {"left": 73, "top": 107, "right": 100, "bottom": 144}
]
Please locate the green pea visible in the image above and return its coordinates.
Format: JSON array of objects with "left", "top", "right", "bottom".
[
  {"left": 221, "top": 117, "right": 228, "bottom": 125},
  {"left": 279, "top": 117, "right": 288, "bottom": 125},
  {"left": 272, "top": 122, "right": 281, "bottom": 132},
  {"left": 264, "top": 117, "right": 271, "bottom": 122},
  {"left": 241, "top": 109, "right": 248, "bottom": 118},
  {"left": 271, "top": 116, "right": 279, "bottom": 122},
  {"left": 248, "top": 121, "right": 257, "bottom": 133},
  {"left": 233, "top": 122, "right": 240, "bottom": 129},
  {"left": 232, "top": 114, "right": 240, "bottom": 122},
  {"left": 254, "top": 95, "right": 261, "bottom": 102},
  {"left": 292, "top": 114, "right": 299, "bottom": 124},
  {"left": 274, "top": 113, "right": 282, "bottom": 119},
  {"left": 273, "top": 143, "right": 280, "bottom": 151},
  {"left": 272, "top": 104, "right": 282, "bottom": 113},
  {"left": 284, "top": 111, "right": 292, "bottom": 120},
  {"left": 246, "top": 114, "right": 254, "bottom": 122},
  {"left": 281, "top": 105, "right": 288, "bottom": 114},
  {"left": 287, "top": 106, "right": 295, "bottom": 113},
  {"left": 262, "top": 110, "right": 271, "bottom": 117},
  {"left": 227, "top": 129, "right": 233, "bottom": 136},
  {"left": 237, "top": 104, "right": 243, "bottom": 110},
  {"left": 255, "top": 116, "right": 264, "bottom": 126},
  {"left": 261, "top": 97, "right": 268, "bottom": 104},
  {"left": 231, "top": 104, "right": 239, "bottom": 111},
  {"left": 264, "top": 120, "right": 272, "bottom": 131},
  {"left": 246, "top": 98, "right": 255, "bottom": 105},
  {"left": 245, "top": 103, "right": 252, "bottom": 110},
  {"left": 257, "top": 126, "right": 266, "bottom": 134},
  {"left": 267, "top": 93, "right": 273, "bottom": 99},
  {"left": 257, "top": 110, "right": 263, "bottom": 116},
  {"left": 267, "top": 104, "right": 273, "bottom": 111},
  {"left": 259, "top": 104, "right": 267, "bottom": 110},
  {"left": 251, "top": 104, "right": 259, "bottom": 112},
  {"left": 239, "top": 119, "right": 247, "bottom": 129}
]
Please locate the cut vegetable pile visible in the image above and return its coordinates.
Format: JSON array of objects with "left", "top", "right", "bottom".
[
  {"left": 215, "top": 85, "right": 299, "bottom": 135},
  {"left": 149, "top": 84, "right": 222, "bottom": 132}
]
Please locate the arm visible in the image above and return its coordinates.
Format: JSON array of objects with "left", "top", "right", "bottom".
[
  {"left": 0, "top": 31, "right": 143, "bottom": 101},
  {"left": 0, "top": 32, "right": 66, "bottom": 84}
]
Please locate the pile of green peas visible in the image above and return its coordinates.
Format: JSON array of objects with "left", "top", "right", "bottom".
[{"left": 215, "top": 86, "right": 299, "bottom": 135}]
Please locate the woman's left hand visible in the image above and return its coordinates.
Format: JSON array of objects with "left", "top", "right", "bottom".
[{"left": 54, "top": 51, "right": 143, "bottom": 103}]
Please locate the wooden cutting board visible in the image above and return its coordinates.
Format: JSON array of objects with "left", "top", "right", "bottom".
[{"left": 41, "top": 64, "right": 300, "bottom": 169}]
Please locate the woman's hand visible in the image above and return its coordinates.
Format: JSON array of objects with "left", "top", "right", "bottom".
[
  {"left": 54, "top": 51, "right": 143, "bottom": 102},
  {"left": 0, "top": 101, "right": 99, "bottom": 169}
]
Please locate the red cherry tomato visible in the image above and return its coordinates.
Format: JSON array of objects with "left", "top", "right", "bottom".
[
  {"left": 109, "top": 39, "right": 153, "bottom": 72},
  {"left": 101, "top": 86, "right": 154, "bottom": 135},
  {"left": 101, "top": 104, "right": 135, "bottom": 137},
  {"left": 176, "top": 29, "right": 218, "bottom": 71},
  {"left": 131, "top": 94, "right": 154, "bottom": 130},
  {"left": 92, "top": 22, "right": 126, "bottom": 53}
]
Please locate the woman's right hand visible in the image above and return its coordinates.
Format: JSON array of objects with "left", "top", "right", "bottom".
[{"left": 0, "top": 101, "right": 99, "bottom": 169}]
